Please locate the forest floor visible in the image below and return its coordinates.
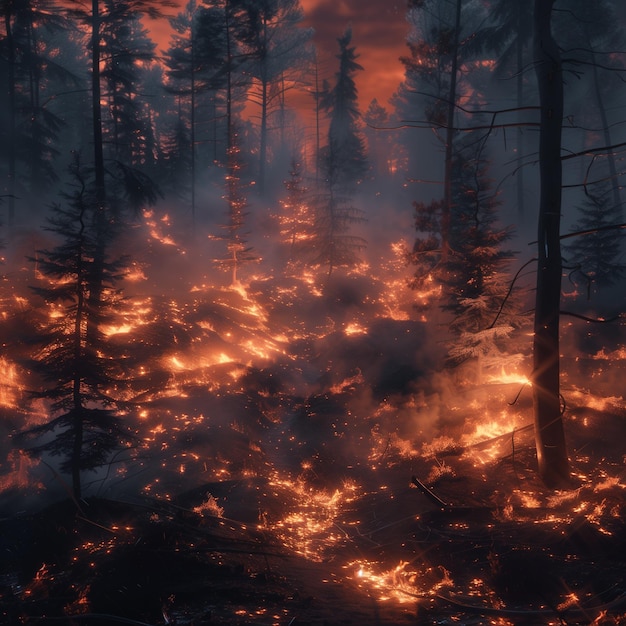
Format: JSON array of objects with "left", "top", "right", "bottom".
[
  {"left": 1, "top": 276, "right": 625, "bottom": 625},
  {"left": 1, "top": 396, "right": 625, "bottom": 626}
]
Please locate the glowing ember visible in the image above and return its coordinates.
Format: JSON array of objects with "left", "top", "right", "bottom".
[
  {"left": 348, "top": 560, "right": 419, "bottom": 603},
  {"left": 0, "top": 357, "right": 24, "bottom": 408},
  {"left": 265, "top": 473, "right": 359, "bottom": 561}
]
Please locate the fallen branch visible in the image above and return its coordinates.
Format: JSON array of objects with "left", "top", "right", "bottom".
[{"left": 411, "top": 476, "right": 449, "bottom": 510}]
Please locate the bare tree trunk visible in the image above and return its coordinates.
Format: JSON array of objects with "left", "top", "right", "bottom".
[
  {"left": 4, "top": 10, "right": 16, "bottom": 228},
  {"left": 190, "top": 22, "right": 197, "bottom": 220},
  {"left": 532, "top": 0, "right": 569, "bottom": 488},
  {"left": 259, "top": 74, "right": 268, "bottom": 194},
  {"left": 91, "top": 0, "right": 105, "bottom": 205},
  {"left": 86, "top": 0, "right": 106, "bottom": 348},
  {"left": 441, "top": 0, "right": 462, "bottom": 264},
  {"left": 515, "top": 1, "right": 525, "bottom": 221}
]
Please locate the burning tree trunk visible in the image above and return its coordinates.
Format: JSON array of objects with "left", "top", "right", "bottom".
[{"left": 532, "top": 0, "right": 569, "bottom": 488}]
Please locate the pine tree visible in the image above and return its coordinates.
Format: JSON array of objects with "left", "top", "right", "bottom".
[
  {"left": 319, "top": 25, "right": 368, "bottom": 189},
  {"left": 100, "top": 2, "right": 157, "bottom": 170},
  {"left": 279, "top": 156, "right": 312, "bottom": 267},
  {"left": 442, "top": 134, "right": 517, "bottom": 371},
  {"left": 0, "top": 0, "right": 75, "bottom": 223},
  {"left": 307, "top": 25, "right": 367, "bottom": 279},
  {"left": 17, "top": 160, "right": 134, "bottom": 500},
  {"left": 214, "top": 133, "right": 257, "bottom": 285},
  {"left": 564, "top": 186, "right": 626, "bottom": 296},
  {"left": 363, "top": 98, "right": 393, "bottom": 179},
  {"left": 308, "top": 179, "right": 366, "bottom": 279},
  {"left": 163, "top": 0, "right": 223, "bottom": 214}
]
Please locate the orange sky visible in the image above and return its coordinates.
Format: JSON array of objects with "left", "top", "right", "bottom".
[
  {"left": 300, "top": 0, "right": 408, "bottom": 111},
  {"left": 149, "top": 0, "right": 409, "bottom": 114}
]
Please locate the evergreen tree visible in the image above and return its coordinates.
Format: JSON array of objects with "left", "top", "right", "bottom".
[
  {"left": 196, "top": 0, "right": 253, "bottom": 157},
  {"left": 163, "top": 0, "right": 226, "bottom": 214},
  {"left": 319, "top": 26, "right": 367, "bottom": 189},
  {"left": 0, "top": 0, "right": 75, "bottom": 224},
  {"left": 309, "top": 26, "right": 367, "bottom": 280},
  {"left": 17, "top": 160, "right": 134, "bottom": 500},
  {"left": 564, "top": 186, "right": 626, "bottom": 296},
  {"left": 410, "top": 128, "right": 515, "bottom": 333},
  {"left": 399, "top": 0, "right": 466, "bottom": 263},
  {"left": 214, "top": 132, "right": 257, "bottom": 285},
  {"left": 279, "top": 156, "right": 312, "bottom": 267},
  {"left": 444, "top": 135, "right": 515, "bottom": 324},
  {"left": 309, "top": 184, "right": 366, "bottom": 279},
  {"left": 100, "top": 2, "right": 157, "bottom": 171},
  {"left": 442, "top": 133, "right": 518, "bottom": 371},
  {"left": 66, "top": 0, "right": 169, "bottom": 366},
  {"left": 363, "top": 98, "right": 394, "bottom": 180}
]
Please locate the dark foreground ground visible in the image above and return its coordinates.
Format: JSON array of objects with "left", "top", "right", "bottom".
[{"left": 1, "top": 401, "right": 625, "bottom": 626}]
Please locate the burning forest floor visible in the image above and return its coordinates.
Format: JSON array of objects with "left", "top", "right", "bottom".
[
  {"left": 0, "top": 226, "right": 625, "bottom": 625},
  {"left": 1, "top": 402, "right": 625, "bottom": 626},
  {"left": 1, "top": 361, "right": 625, "bottom": 625}
]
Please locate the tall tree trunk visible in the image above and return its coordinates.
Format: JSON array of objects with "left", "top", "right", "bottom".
[
  {"left": 515, "top": 1, "right": 525, "bottom": 221},
  {"left": 71, "top": 212, "right": 87, "bottom": 501},
  {"left": 441, "top": 0, "right": 462, "bottom": 263},
  {"left": 4, "top": 10, "right": 16, "bottom": 228},
  {"left": 87, "top": 0, "right": 106, "bottom": 347},
  {"left": 91, "top": 0, "right": 105, "bottom": 205},
  {"left": 532, "top": 0, "right": 569, "bottom": 488},
  {"left": 258, "top": 16, "right": 269, "bottom": 196},
  {"left": 190, "top": 43, "right": 196, "bottom": 220},
  {"left": 259, "top": 74, "right": 268, "bottom": 194}
]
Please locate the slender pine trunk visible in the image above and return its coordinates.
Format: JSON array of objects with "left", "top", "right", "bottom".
[
  {"left": 4, "top": 10, "right": 16, "bottom": 228},
  {"left": 532, "top": 0, "right": 570, "bottom": 488},
  {"left": 441, "top": 0, "right": 462, "bottom": 264}
]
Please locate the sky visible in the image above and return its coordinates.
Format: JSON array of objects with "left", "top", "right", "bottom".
[
  {"left": 149, "top": 0, "right": 409, "bottom": 113},
  {"left": 300, "top": 0, "right": 409, "bottom": 110}
]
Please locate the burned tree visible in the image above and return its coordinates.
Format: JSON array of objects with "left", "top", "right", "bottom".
[{"left": 532, "top": 0, "right": 569, "bottom": 488}]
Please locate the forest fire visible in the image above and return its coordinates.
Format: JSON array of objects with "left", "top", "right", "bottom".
[
  {"left": 0, "top": 201, "right": 624, "bottom": 623},
  {"left": 2, "top": 0, "right": 626, "bottom": 623}
]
